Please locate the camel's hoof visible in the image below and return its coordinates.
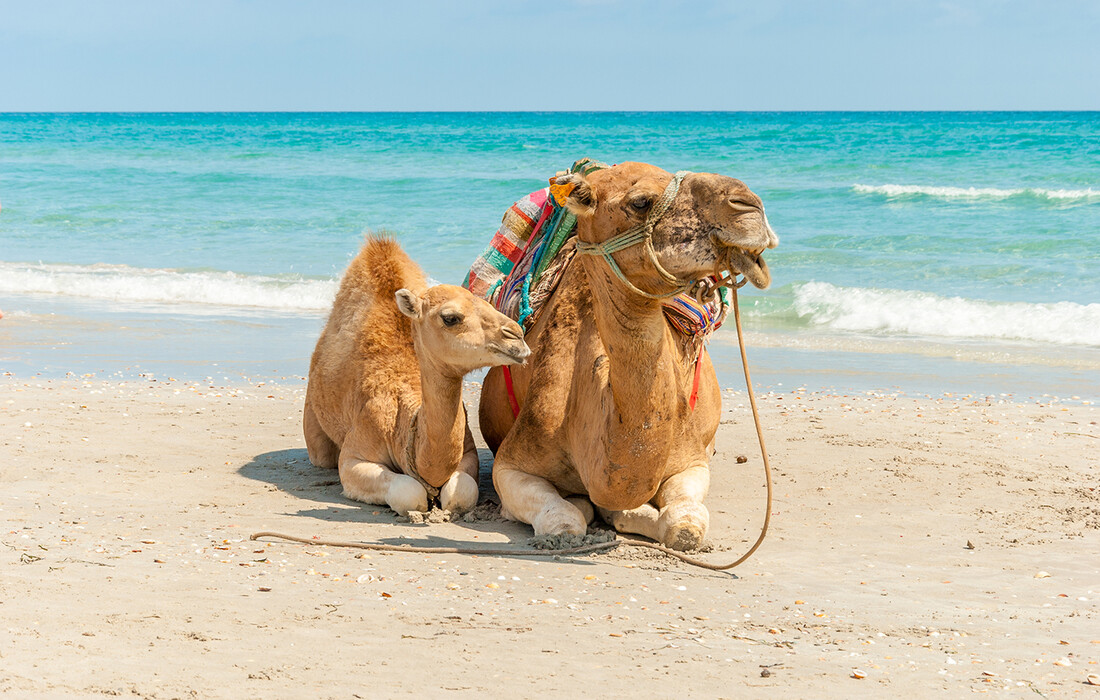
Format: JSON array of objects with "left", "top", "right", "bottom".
[
  {"left": 532, "top": 503, "right": 587, "bottom": 537},
  {"left": 386, "top": 475, "right": 429, "bottom": 516},
  {"left": 440, "top": 472, "right": 478, "bottom": 514},
  {"left": 659, "top": 504, "right": 709, "bottom": 552}
]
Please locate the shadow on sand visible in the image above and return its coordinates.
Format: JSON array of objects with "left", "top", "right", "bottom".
[
  {"left": 237, "top": 447, "right": 499, "bottom": 508},
  {"left": 236, "top": 446, "right": 568, "bottom": 555},
  {"left": 236, "top": 448, "right": 732, "bottom": 573}
]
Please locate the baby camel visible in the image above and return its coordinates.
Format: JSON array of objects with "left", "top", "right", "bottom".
[{"left": 304, "top": 237, "right": 530, "bottom": 515}]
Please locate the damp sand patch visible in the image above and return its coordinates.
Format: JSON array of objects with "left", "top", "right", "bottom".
[
  {"left": 528, "top": 529, "right": 616, "bottom": 550},
  {"left": 397, "top": 501, "right": 509, "bottom": 525}
]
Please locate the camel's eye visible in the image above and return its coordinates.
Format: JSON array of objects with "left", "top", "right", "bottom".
[
  {"left": 441, "top": 313, "right": 462, "bottom": 327},
  {"left": 630, "top": 196, "right": 652, "bottom": 211}
]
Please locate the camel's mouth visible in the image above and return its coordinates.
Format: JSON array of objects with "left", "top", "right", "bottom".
[
  {"left": 493, "top": 342, "right": 531, "bottom": 366},
  {"left": 723, "top": 246, "right": 771, "bottom": 289}
]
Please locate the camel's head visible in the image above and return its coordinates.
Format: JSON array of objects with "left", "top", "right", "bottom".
[
  {"left": 557, "top": 162, "right": 778, "bottom": 292},
  {"left": 395, "top": 285, "right": 530, "bottom": 374}
]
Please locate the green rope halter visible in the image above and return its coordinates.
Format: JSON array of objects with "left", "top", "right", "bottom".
[{"left": 575, "top": 170, "right": 695, "bottom": 300}]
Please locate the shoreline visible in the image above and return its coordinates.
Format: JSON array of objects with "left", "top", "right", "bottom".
[
  {"left": 2, "top": 375, "right": 1097, "bottom": 696},
  {"left": 3, "top": 294, "right": 1097, "bottom": 404}
]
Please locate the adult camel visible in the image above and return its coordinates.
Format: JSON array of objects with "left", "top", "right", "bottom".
[{"left": 479, "top": 162, "right": 777, "bottom": 551}]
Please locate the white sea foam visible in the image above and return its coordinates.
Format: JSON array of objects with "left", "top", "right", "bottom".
[
  {"left": 853, "top": 184, "right": 1100, "bottom": 202},
  {"left": 0, "top": 261, "right": 336, "bottom": 313},
  {"left": 793, "top": 282, "right": 1100, "bottom": 347}
]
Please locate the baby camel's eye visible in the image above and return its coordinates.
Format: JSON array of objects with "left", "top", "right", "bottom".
[
  {"left": 630, "top": 196, "right": 652, "bottom": 211},
  {"left": 441, "top": 313, "right": 462, "bottom": 327}
]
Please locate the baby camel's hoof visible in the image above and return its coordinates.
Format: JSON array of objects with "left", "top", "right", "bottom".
[
  {"left": 440, "top": 472, "right": 478, "bottom": 514},
  {"left": 386, "top": 475, "right": 429, "bottom": 516}
]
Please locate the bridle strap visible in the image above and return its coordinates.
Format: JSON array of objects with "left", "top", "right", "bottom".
[{"left": 575, "top": 171, "right": 695, "bottom": 300}]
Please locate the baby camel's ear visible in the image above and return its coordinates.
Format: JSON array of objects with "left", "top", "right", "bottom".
[
  {"left": 395, "top": 289, "right": 421, "bottom": 319},
  {"left": 550, "top": 171, "right": 597, "bottom": 216}
]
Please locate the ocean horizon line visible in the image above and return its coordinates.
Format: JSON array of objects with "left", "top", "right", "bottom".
[{"left": 3, "top": 109, "right": 1100, "bottom": 116}]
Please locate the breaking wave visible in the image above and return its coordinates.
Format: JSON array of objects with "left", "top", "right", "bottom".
[
  {"left": 0, "top": 261, "right": 336, "bottom": 313},
  {"left": 852, "top": 184, "right": 1100, "bottom": 203},
  {"left": 793, "top": 282, "right": 1100, "bottom": 347}
]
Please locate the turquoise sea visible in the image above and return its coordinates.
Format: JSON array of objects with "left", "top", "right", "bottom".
[{"left": 1, "top": 112, "right": 1098, "bottom": 399}]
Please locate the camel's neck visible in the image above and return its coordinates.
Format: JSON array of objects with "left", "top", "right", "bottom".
[
  {"left": 579, "top": 252, "right": 688, "bottom": 421},
  {"left": 408, "top": 349, "right": 466, "bottom": 488},
  {"left": 575, "top": 248, "right": 697, "bottom": 505}
]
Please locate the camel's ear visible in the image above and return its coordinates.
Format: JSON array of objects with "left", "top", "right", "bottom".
[
  {"left": 395, "top": 289, "right": 421, "bottom": 319},
  {"left": 551, "top": 172, "right": 596, "bottom": 216}
]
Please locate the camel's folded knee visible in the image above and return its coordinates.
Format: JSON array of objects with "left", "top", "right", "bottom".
[
  {"left": 532, "top": 502, "right": 588, "bottom": 537},
  {"left": 385, "top": 475, "right": 430, "bottom": 516},
  {"left": 564, "top": 496, "right": 596, "bottom": 525},
  {"left": 658, "top": 502, "right": 709, "bottom": 552}
]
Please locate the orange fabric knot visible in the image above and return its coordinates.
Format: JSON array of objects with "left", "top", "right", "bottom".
[{"left": 549, "top": 179, "right": 576, "bottom": 206}]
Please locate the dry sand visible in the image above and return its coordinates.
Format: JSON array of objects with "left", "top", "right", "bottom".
[{"left": 1, "top": 374, "right": 1097, "bottom": 698}]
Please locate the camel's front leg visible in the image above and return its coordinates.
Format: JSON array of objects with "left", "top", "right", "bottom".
[
  {"left": 439, "top": 428, "right": 480, "bottom": 514},
  {"left": 339, "top": 453, "right": 428, "bottom": 516},
  {"left": 597, "top": 466, "right": 709, "bottom": 549},
  {"left": 654, "top": 464, "right": 710, "bottom": 551},
  {"left": 493, "top": 467, "right": 587, "bottom": 537}
]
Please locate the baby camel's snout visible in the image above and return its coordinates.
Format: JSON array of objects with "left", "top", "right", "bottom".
[{"left": 497, "top": 320, "right": 531, "bottom": 363}]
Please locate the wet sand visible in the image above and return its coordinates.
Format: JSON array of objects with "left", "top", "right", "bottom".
[{"left": 1, "top": 375, "right": 1097, "bottom": 697}]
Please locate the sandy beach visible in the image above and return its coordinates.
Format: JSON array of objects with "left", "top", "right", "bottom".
[
  {"left": 4, "top": 0, "right": 1100, "bottom": 695},
  {"left": 2, "top": 374, "right": 1096, "bottom": 698}
]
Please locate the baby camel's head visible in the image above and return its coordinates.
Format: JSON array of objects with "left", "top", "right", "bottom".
[{"left": 395, "top": 285, "right": 530, "bottom": 375}]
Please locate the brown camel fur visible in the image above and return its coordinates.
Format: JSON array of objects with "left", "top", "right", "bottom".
[
  {"left": 305, "top": 237, "right": 529, "bottom": 516},
  {"left": 479, "top": 162, "right": 778, "bottom": 550}
]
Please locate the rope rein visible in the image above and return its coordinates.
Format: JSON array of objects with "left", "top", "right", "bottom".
[{"left": 252, "top": 283, "right": 772, "bottom": 573}]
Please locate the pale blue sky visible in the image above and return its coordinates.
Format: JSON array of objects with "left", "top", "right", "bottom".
[{"left": 2, "top": 0, "right": 1097, "bottom": 111}]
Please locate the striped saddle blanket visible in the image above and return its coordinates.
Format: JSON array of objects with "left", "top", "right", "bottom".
[{"left": 463, "top": 159, "right": 728, "bottom": 344}]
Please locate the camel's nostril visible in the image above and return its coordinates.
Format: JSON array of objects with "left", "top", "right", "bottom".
[{"left": 501, "top": 325, "right": 523, "bottom": 341}]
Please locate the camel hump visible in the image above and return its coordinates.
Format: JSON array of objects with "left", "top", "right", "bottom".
[{"left": 345, "top": 234, "right": 428, "bottom": 301}]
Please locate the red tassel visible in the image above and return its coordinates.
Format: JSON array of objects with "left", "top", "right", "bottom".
[
  {"left": 503, "top": 366, "right": 520, "bottom": 418},
  {"left": 689, "top": 347, "right": 703, "bottom": 411}
]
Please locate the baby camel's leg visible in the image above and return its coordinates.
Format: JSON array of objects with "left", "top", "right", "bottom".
[
  {"left": 439, "top": 427, "right": 480, "bottom": 514},
  {"left": 339, "top": 450, "right": 428, "bottom": 516},
  {"left": 303, "top": 400, "right": 339, "bottom": 468}
]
